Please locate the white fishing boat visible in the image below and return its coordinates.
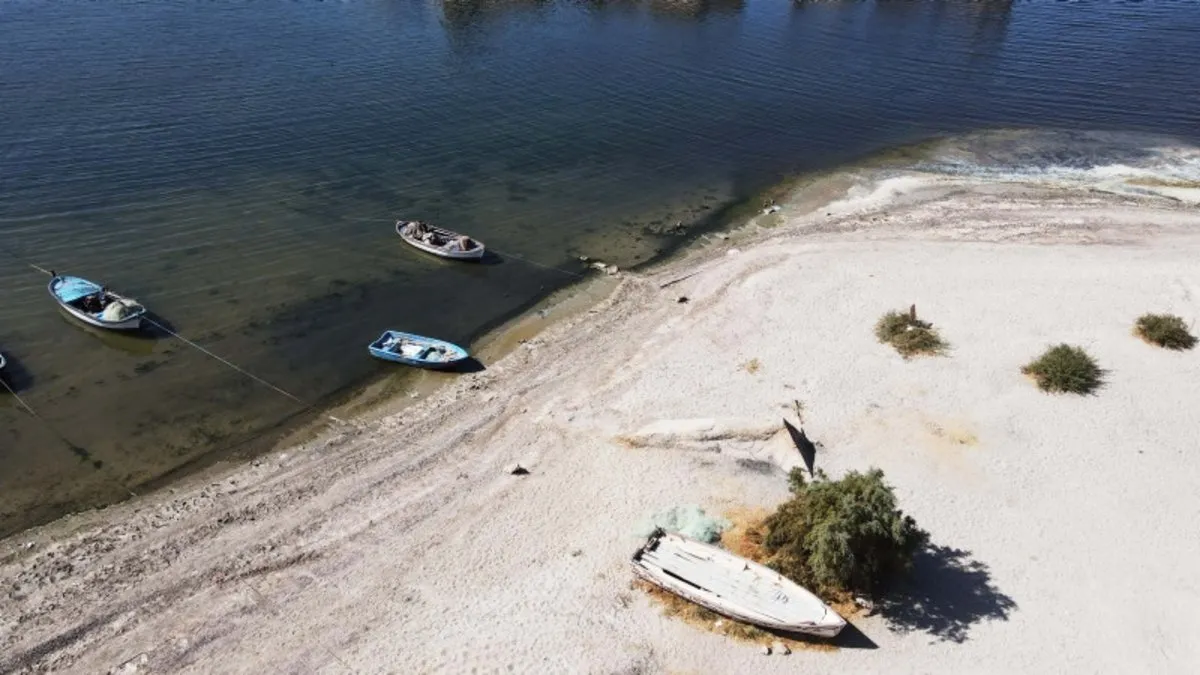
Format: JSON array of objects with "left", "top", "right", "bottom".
[
  {"left": 48, "top": 274, "right": 146, "bottom": 332},
  {"left": 396, "top": 220, "right": 485, "bottom": 260},
  {"left": 631, "top": 529, "right": 846, "bottom": 638}
]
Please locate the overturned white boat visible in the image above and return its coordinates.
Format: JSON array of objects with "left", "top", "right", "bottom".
[{"left": 631, "top": 529, "right": 846, "bottom": 638}]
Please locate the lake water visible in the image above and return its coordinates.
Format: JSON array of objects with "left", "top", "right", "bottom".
[{"left": 2, "top": 0, "right": 1199, "bottom": 537}]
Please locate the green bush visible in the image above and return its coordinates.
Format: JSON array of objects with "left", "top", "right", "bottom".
[
  {"left": 875, "top": 306, "right": 946, "bottom": 358},
  {"left": 762, "top": 468, "right": 928, "bottom": 595},
  {"left": 1135, "top": 313, "right": 1196, "bottom": 350},
  {"left": 1021, "top": 344, "right": 1104, "bottom": 394}
]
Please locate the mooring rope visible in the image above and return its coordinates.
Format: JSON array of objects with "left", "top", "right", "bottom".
[
  {"left": 1, "top": 242, "right": 347, "bottom": 426},
  {"left": 140, "top": 316, "right": 306, "bottom": 407}
]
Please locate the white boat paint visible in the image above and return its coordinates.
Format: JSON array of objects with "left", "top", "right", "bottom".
[
  {"left": 396, "top": 220, "right": 486, "bottom": 260},
  {"left": 631, "top": 529, "right": 846, "bottom": 638},
  {"left": 48, "top": 275, "right": 146, "bottom": 332}
]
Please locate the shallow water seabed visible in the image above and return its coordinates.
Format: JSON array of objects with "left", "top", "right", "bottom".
[{"left": 3, "top": 0, "right": 1200, "bottom": 536}]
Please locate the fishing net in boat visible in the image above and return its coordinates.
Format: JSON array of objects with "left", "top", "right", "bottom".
[
  {"left": 633, "top": 505, "right": 730, "bottom": 544},
  {"left": 101, "top": 299, "right": 138, "bottom": 321}
]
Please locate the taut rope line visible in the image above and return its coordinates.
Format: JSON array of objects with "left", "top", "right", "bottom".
[{"left": 1, "top": 243, "right": 346, "bottom": 425}]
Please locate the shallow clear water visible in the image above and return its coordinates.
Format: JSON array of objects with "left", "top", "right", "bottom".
[{"left": 2, "top": 0, "right": 1199, "bottom": 536}]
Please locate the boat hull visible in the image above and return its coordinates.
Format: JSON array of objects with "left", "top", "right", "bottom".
[
  {"left": 368, "top": 330, "right": 469, "bottom": 369},
  {"left": 56, "top": 304, "right": 144, "bottom": 331},
  {"left": 396, "top": 221, "right": 486, "bottom": 261},
  {"left": 631, "top": 530, "right": 846, "bottom": 638},
  {"left": 48, "top": 275, "right": 146, "bottom": 332}
]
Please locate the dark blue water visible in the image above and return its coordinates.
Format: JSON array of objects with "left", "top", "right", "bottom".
[{"left": 2, "top": 0, "right": 1198, "bottom": 536}]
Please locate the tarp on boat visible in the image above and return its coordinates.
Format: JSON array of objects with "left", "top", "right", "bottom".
[
  {"left": 52, "top": 276, "right": 101, "bottom": 303},
  {"left": 633, "top": 505, "right": 730, "bottom": 544}
]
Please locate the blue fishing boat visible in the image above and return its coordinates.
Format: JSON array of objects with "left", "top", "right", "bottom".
[
  {"left": 368, "top": 330, "right": 469, "bottom": 369},
  {"left": 48, "top": 273, "right": 146, "bottom": 331}
]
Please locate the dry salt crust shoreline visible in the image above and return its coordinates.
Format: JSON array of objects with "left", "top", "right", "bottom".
[{"left": 3, "top": 172, "right": 1200, "bottom": 674}]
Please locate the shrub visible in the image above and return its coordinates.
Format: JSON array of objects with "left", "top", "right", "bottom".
[
  {"left": 1134, "top": 313, "right": 1196, "bottom": 350},
  {"left": 762, "top": 468, "right": 928, "bottom": 595},
  {"left": 874, "top": 305, "right": 946, "bottom": 358},
  {"left": 1021, "top": 344, "right": 1104, "bottom": 394}
]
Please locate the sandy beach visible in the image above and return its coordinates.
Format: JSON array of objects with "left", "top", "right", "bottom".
[{"left": 4, "top": 165, "right": 1200, "bottom": 674}]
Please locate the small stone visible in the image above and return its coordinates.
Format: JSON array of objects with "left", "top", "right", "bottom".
[
  {"left": 772, "top": 641, "right": 791, "bottom": 655},
  {"left": 508, "top": 464, "right": 530, "bottom": 476},
  {"left": 854, "top": 596, "right": 877, "bottom": 615},
  {"left": 590, "top": 261, "right": 607, "bottom": 271},
  {"left": 604, "top": 264, "right": 619, "bottom": 275},
  {"left": 578, "top": 255, "right": 590, "bottom": 262},
  {"left": 761, "top": 645, "right": 772, "bottom": 655},
  {"left": 676, "top": 296, "right": 689, "bottom": 304}
]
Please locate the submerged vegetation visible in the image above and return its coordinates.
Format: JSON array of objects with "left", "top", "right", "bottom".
[
  {"left": 1022, "top": 344, "right": 1104, "bottom": 394},
  {"left": 875, "top": 305, "right": 947, "bottom": 358},
  {"left": 762, "top": 468, "right": 928, "bottom": 595},
  {"left": 1134, "top": 313, "right": 1196, "bottom": 350}
]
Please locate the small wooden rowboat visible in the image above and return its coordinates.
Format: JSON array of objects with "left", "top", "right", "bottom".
[
  {"left": 631, "top": 529, "right": 846, "bottom": 638},
  {"left": 396, "top": 220, "right": 485, "bottom": 261},
  {"left": 368, "top": 330, "right": 469, "bottom": 369},
  {"left": 48, "top": 274, "right": 146, "bottom": 332}
]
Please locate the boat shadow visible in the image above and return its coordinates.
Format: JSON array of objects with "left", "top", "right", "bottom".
[
  {"left": 876, "top": 543, "right": 1018, "bottom": 643},
  {"left": 754, "top": 620, "right": 878, "bottom": 651},
  {"left": 0, "top": 351, "right": 34, "bottom": 394},
  {"left": 477, "top": 250, "right": 504, "bottom": 266},
  {"left": 140, "top": 311, "right": 179, "bottom": 339},
  {"left": 447, "top": 356, "right": 486, "bottom": 374}
]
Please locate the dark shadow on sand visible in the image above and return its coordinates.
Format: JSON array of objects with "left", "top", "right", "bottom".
[
  {"left": 878, "top": 544, "right": 1017, "bottom": 643},
  {"left": 783, "top": 419, "right": 817, "bottom": 474},
  {"left": 755, "top": 620, "right": 879, "bottom": 650},
  {"left": 448, "top": 356, "right": 486, "bottom": 374}
]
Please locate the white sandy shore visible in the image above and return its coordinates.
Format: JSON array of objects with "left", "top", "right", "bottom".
[{"left": 3, "top": 172, "right": 1200, "bottom": 674}]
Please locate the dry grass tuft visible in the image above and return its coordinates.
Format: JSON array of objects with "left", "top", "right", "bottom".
[
  {"left": 1022, "top": 344, "right": 1104, "bottom": 395},
  {"left": 1134, "top": 313, "right": 1197, "bottom": 350},
  {"left": 740, "top": 357, "right": 762, "bottom": 374},
  {"left": 874, "top": 305, "right": 947, "bottom": 358}
]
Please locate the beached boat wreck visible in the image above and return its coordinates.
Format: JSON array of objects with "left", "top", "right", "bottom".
[
  {"left": 48, "top": 273, "right": 146, "bottom": 332},
  {"left": 631, "top": 529, "right": 846, "bottom": 638},
  {"left": 368, "top": 330, "right": 470, "bottom": 370},
  {"left": 396, "top": 220, "right": 485, "bottom": 260}
]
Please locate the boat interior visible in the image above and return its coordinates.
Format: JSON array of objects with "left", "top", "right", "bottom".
[
  {"left": 379, "top": 334, "right": 452, "bottom": 361},
  {"left": 403, "top": 222, "right": 479, "bottom": 251},
  {"left": 67, "top": 291, "right": 115, "bottom": 314}
]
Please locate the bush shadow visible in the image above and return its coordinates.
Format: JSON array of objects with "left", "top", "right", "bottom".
[{"left": 878, "top": 544, "right": 1017, "bottom": 643}]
